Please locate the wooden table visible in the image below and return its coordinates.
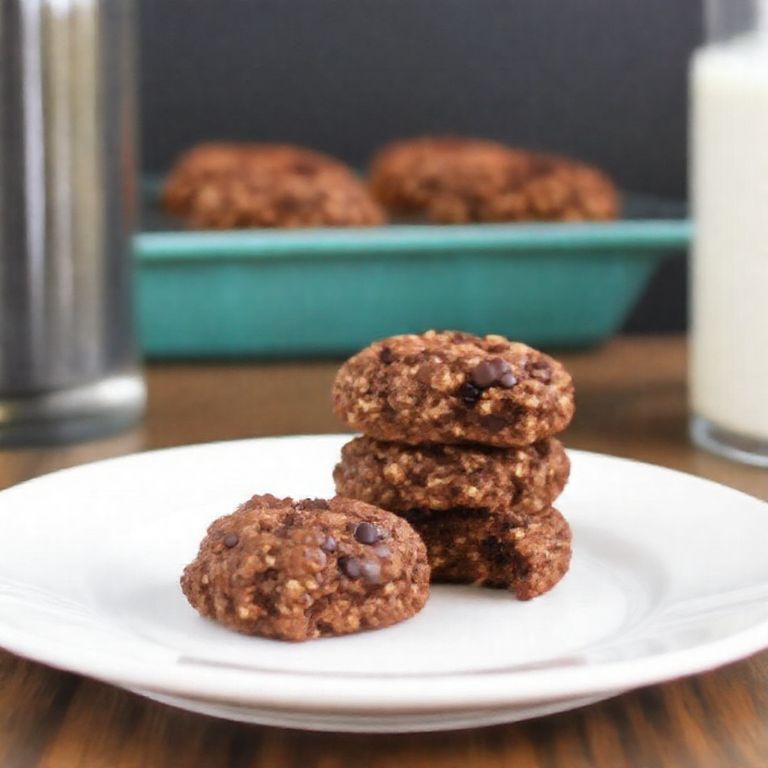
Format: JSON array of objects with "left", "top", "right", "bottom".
[{"left": 1, "top": 336, "right": 767, "bottom": 768}]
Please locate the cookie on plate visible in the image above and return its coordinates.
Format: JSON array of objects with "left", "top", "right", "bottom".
[
  {"left": 369, "top": 136, "right": 619, "bottom": 223},
  {"left": 180, "top": 494, "right": 429, "bottom": 641},
  {"left": 162, "top": 142, "right": 386, "bottom": 228},
  {"left": 334, "top": 436, "right": 569, "bottom": 514},
  {"left": 401, "top": 505, "right": 572, "bottom": 600},
  {"left": 332, "top": 330, "right": 575, "bottom": 448}
]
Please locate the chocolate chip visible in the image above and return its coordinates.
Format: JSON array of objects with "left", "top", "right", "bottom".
[
  {"left": 379, "top": 346, "right": 395, "bottom": 364},
  {"left": 354, "top": 521, "right": 380, "bottom": 544},
  {"left": 338, "top": 556, "right": 362, "bottom": 579},
  {"left": 457, "top": 382, "right": 482, "bottom": 406},
  {"left": 489, "top": 357, "right": 511, "bottom": 377},
  {"left": 528, "top": 360, "right": 552, "bottom": 383},
  {"left": 321, "top": 535, "right": 337, "bottom": 553},
  {"left": 471, "top": 358, "right": 512, "bottom": 388},
  {"left": 360, "top": 560, "right": 382, "bottom": 584},
  {"left": 223, "top": 533, "right": 239, "bottom": 548},
  {"left": 499, "top": 372, "right": 517, "bottom": 388},
  {"left": 471, "top": 361, "right": 498, "bottom": 388}
]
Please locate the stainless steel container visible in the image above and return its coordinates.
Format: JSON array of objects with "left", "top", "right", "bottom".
[{"left": 0, "top": 0, "right": 145, "bottom": 444}]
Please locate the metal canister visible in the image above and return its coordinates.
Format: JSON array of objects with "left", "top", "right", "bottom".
[{"left": 0, "top": 0, "right": 145, "bottom": 444}]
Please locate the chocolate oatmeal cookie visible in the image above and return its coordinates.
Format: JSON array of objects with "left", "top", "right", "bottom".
[
  {"left": 332, "top": 331, "right": 575, "bottom": 447},
  {"left": 162, "top": 142, "right": 385, "bottom": 228},
  {"left": 401, "top": 505, "right": 572, "bottom": 600},
  {"left": 369, "top": 136, "right": 619, "bottom": 223},
  {"left": 334, "top": 436, "right": 569, "bottom": 514},
  {"left": 181, "top": 494, "right": 429, "bottom": 641},
  {"left": 162, "top": 143, "right": 343, "bottom": 215}
]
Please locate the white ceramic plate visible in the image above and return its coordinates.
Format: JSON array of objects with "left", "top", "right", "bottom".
[{"left": 1, "top": 435, "right": 767, "bottom": 733}]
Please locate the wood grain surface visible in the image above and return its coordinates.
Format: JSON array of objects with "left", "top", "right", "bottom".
[{"left": 1, "top": 336, "right": 767, "bottom": 768}]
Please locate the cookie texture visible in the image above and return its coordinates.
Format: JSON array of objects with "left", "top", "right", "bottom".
[
  {"left": 334, "top": 436, "right": 569, "bottom": 514},
  {"left": 180, "top": 494, "right": 429, "bottom": 641},
  {"left": 369, "top": 136, "right": 619, "bottom": 223},
  {"left": 332, "top": 330, "right": 575, "bottom": 447},
  {"left": 163, "top": 142, "right": 385, "bottom": 228},
  {"left": 401, "top": 506, "right": 572, "bottom": 600}
]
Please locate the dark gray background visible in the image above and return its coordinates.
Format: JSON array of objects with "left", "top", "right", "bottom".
[{"left": 138, "top": 0, "right": 702, "bottom": 332}]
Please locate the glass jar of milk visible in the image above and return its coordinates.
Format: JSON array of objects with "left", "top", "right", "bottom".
[{"left": 690, "top": 0, "right": 768, "bottom": 464}]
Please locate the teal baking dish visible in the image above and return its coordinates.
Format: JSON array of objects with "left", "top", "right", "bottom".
[{"left": 134, "top": 194, "right": 690, "bottom": 358}]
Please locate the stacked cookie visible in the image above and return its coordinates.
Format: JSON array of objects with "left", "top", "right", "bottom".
[{"left": 333, "top": 330, "right": 575, "bottom": 599}]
